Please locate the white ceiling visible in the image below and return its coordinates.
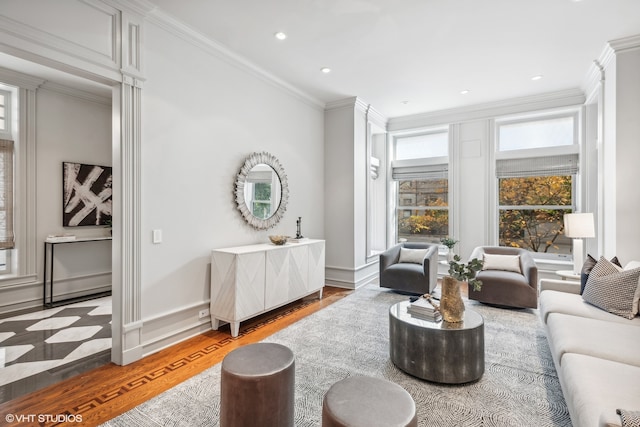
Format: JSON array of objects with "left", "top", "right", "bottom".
[{"left": 146, "top": 0, "right": 640, "bottom": 118}]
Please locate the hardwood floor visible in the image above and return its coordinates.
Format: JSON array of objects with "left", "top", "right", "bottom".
[{"left": 0, "top": 286, "right": 353, "bottom": 427}]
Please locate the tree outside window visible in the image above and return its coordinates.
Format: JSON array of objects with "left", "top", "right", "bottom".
[
  {"left": 397, "top": 178, "right": 448, "bottom": 243},
  {"left": 499, "top": 175, "right": 572, "bottom": 254}
]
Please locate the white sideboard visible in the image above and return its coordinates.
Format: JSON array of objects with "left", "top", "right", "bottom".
[{"left": 210, "top": 239, "right": 325, "bottom": 337}]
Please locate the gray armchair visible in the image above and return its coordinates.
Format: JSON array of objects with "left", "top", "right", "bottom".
[
  {"left": 379, "top": 242, "right": 438, "bottom": 294},
  {"left": 468, "top": 246, "right": 538, "bottom": 308}
]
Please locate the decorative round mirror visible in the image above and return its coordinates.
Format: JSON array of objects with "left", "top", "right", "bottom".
[{"left": 235, "top": 152, "right": 289, "bottom": 229}]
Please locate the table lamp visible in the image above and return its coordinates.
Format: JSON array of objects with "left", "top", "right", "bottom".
[{"left": 563, "top": 212, "right": 595, "bottom": 274}]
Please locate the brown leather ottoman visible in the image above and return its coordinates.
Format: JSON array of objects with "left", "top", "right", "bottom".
[
  {"left": 322, "top": 375, "right": 417, "bottom": 427},
  {"left": 220, "top": 343, "right": 295, "bottom": 427}
]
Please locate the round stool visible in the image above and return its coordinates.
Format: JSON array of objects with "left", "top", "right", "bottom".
[
  {"left": 220, "top": 343, "right": 295, "bottom": 427},
  {"left": 322, "top": 376, "right": 417, "bottom": 427}
]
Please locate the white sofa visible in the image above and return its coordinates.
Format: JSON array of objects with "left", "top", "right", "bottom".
[{"left": 539, "top": 269, "right": 640, "bottom": 427}]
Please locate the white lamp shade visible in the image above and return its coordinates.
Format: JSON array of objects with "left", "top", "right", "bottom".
[{"left": 564, "top": 213, "right": 595, "bottom": 239}]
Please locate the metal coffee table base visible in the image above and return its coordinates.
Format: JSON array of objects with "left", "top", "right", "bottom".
[{"left": 389, "top": 301, "right": 484, "bottom": 384}]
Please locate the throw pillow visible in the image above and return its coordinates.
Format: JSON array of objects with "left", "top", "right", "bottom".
[
  {"left": 616, "top": 409, "right": 640, "bottom": 427},
  {"left": 582, "top": 257, "right": 640, "bottom": 320},
  {"left": 580, "top": 254, "right": 597, "bottom": 294},
  {"left": 580, "top": 254, "right": 623, "bottom": 294},
  {"left": 482, "top": 253, "right": 521, "bottom": 274},
  {"left": 624, "top": 261, "right": 640, "bottom": 315},
  {"left": 398, "top": 248, "right": 428, "bottom": 265}
]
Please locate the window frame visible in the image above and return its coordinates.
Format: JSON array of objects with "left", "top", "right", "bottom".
[
  {"left": 0, "top": 88, "right": 11, "bottom": 139},
  {"left": 0, "top": 78, "right": 37, "bottom": 284},
  {"left": 0, "top": 87, "right": 14, "bottom": 274},
  {"left": 490, "top": 109, "right": 582, "bottom": 261},
  {"left": 389, "top": 128, "right": 450, "bottom": 245}
]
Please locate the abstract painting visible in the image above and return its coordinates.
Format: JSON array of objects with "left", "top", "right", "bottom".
[{"left": 62, "top": 162, "right": 112, "bottom": 227}]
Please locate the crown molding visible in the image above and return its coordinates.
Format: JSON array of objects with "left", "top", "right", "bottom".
[
  {"left": 325, "top": 96, "right": 388, "bottom": 126},
  {"left": 104, "top": 0, "right": 155, "bottom": 16},
  {"left": 325, "top": 96, "right": 359, "bottom": 111},
  {"left": 145, "top": 9, "right": 325, "bottom": 111},
  {"left": 0, "top": 66, "right": 44, "bottom": 90},
  {"left": 608, "top": 34, "right": 640, "bottom": 53},
  {"left": 388, "top": 88, "right": 585, "bottom": 131},
  {"left": 366, "top": 104, "right": 387, "bottom": 130},
  {"left": 40, "top": 81, "right": 111, "bottom": 106},
  {"left": 581, "top": 33, "right": 640, "bottom": 102}
]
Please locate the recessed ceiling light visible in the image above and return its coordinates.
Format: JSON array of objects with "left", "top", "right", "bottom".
[
  {"left": 321, "top": 67, "right": 331, "bottom": 74},
  {"left": 460, "top": 89, "right": 470, "bottom": 95},
  {"left": 531, "top": 75, "right": 543, "bottom": 81},
  {"left": 274, "top": 32, "right": 287, "bottom": 40}
]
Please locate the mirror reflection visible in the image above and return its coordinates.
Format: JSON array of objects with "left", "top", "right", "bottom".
[
  {"left": 244, "top": 164, "right": 282, "bottom": 220},
  {"left": 235, "top": 151, "right": 289, "bottom": 230}
]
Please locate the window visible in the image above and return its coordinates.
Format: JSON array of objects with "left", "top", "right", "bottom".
[
  {"left": 252, "top": 182, "right": 272, "bottom": 219},
  {"left": 495, "top": 113, "right": 578, "bottom": 256},
  {"left": 0, "top": 89, "right": 14, "bottom": 272},
  {"left": 392, "top": 131, "right": 449, "bottom": 244},
  {"left": 244, "top": 166, "right": 277, "bottom": 220},
  {"left": 0, "top": 90, "right": 8, "bottom": 133}
]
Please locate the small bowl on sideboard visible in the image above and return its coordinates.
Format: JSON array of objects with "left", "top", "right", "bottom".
[{"left": 269, "top": 235, "right": 289, "bottom": 245}]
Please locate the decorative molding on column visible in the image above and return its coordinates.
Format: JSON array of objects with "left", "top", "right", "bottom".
[
  {"left": 121, "top": 72, "right": 145, "bottom": 88},
  {"left": 111, "top": 3, "right": 145, "bottom": 364},
  {"left": 112, "top": 76, "right": 143, "bottom": 365},
  {"left": 121, "top": 13, "right": 144, "bottom": 78}
]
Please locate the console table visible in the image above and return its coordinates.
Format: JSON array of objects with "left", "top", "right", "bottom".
[
  {"left": 210, "top": 239, "right": 325, "bottom": 337},
  {"left": 43, "top": 236, "right": 112, "bottom": 308}
]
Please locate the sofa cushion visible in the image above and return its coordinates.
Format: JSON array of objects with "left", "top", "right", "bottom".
[
  {"left": 398, "top": 248, "right": 428, "bottom": 265},
  {"left": 482, "top": 253, "right": 521, "bottom": 273},
  {"left": 582, "top": 257, "right": 640, "bottom": 320},
  {"left": 560, "top": 354, "right": 640, "bottom": 427},
  {"left": 546, "top": 313, "right": 640, "bottom": 368},
  {"left": 539, "top": 290, "right": 640, "bottom": 326},
  {"left": 580, "top": 254, "right": 622, "bottom": 294}
]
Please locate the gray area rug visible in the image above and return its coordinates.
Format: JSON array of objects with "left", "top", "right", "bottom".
[{"left": 102, "top": 285, "right": 570, "bottom": 426}]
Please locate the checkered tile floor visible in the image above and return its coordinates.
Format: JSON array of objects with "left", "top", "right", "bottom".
[{"left": 0, "top": 297, "right": 111, "bottom": 396}]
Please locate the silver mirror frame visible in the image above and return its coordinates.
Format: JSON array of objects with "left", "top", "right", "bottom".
[{"left": 235, "top": 151, "right": 289, "bottom": 230}]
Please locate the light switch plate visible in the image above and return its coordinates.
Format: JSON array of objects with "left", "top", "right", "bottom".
[{"left": 152, "top": 229, "right": 162, "bottom": 244}]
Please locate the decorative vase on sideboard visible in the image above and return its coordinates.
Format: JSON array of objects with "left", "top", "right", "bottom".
[{"left": 440, "top": 276, "right": 465, "bottom": 322}]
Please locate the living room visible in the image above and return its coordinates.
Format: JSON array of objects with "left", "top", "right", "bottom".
[{"left": 0, "top": 0, "right": 640, "bottom": 425}]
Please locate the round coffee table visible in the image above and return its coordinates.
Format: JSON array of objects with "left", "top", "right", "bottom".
[{"left": 389, "top": 300, "right": 484, "bottom": 384}]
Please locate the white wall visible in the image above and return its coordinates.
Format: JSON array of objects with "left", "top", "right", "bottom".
[
  {"left": 324, "top": 103, "right": 355, "bottom": 285},
  {"left": 613, "top": 47, "right": 640, "bottom": 262},
  {"left": 455, "top": 120, "right": 489, "bottom": 258},
  {"left": 139, "top": 22, "right": 325, "bottom": 351},
  {"left": 0, "top": 84, "right": 112, "bottom": 314},
  {"left": 324, "top": 98, "right": 382, "bottom": 289},
  {"left": 36, "top": 87, "right": 112, "bottom": 296},
  {"left": 387, "top": 91, "right": 586, "bottom": 279}
]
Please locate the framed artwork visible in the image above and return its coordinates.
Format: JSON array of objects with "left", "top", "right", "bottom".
[{"left": 62, "top": 162, "right": 112, "bottom": 227}]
